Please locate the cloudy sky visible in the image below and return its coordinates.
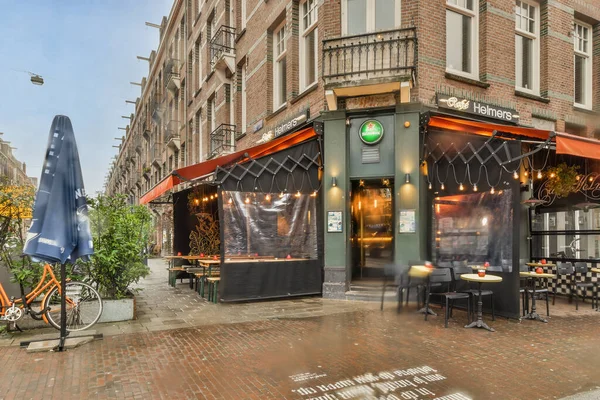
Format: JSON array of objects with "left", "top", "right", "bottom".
[{"left": 0, "top": 0, "right": 173, "bottom": 194}]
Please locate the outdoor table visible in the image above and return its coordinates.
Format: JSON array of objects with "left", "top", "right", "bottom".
[
  {"left": 197, "top": 260, "right": 222, "bottom": 297},
  {"left": 526, "top": 262, "right": 556, "bottom": 270},
  {"left": 408, "top": 265, "right": 436, "bottom": 316},
  {"left": 460, "top": 273, "right": 502, "bottom": 332},
  {"left": 520, "top": 272, "right": 556, "bottom": 323},
  {"left": 591, "top": 268, "right": 600, "bottom": 311}
]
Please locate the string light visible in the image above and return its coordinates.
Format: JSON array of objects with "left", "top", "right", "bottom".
[
  {"left": 228, "top": 198, "right": 233, "bottom": 204},
  {"left": 459, "top": 183, "right": 464, "bottom": 191},
  {"left": 537, "top": 171, "right": 542, "bottom": 179},
  {"left": 473, "top": 184, "right": 478, "bottom": 192},
  {"left": 513, "top": 171, "right": 519, "bottom": 180},
  {"left": 194, "top": 198, "right": 199, "bottom": 205},
  {"left": 295, "top": 191, "right": 301, "bottom": 197},
  {"left": 428, "top": 182, "right": 432, "bottom": 190},
  {"left": 310, "top": 190, "right": 318, "bottom": 197},
  {"left": 374, "top": 199, "right": 378, "bottom": 208},
  {"left": 441, "top": 183, "right": 445, "bottom": 190},
  {"left": 244, "top": 197, "right": 250, "bottom": 204},
  {"left": 576, "top": 175, "right": 581, "bottom": 181},
  {"left": 279, "top": 192, "right": 284, "bottom": 198},
  {"left": 265, "top": 194, "right": 271, "bottom": 201},
  {"left": 490, "top": 187, "right": 495, "bottom": 194},
  {"left": 524, "top": 171, "right": 528, "bottom": 177},
  {"left": 590, "top": 176, "right": 594, "bottom": 182},
  {"left": 550, "top": 172, "right": 556, "bottom": 178}
]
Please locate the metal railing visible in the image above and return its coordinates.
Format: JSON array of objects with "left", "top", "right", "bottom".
[
  {"left": 164, "top": 57, "right": 181, "bottom": 90},
  {"left": 322, "top": 27, "right": 417, "bottom": 86},
  {"left": 209, "top": 124, "right": 238, "bottom": 158},
  {"left": 210, "top": 26, "right": 236, "bottom": 67},
  {"left": 151, "top": 92, "right": 164, "bottom": 121},
  {"left": 164, "top": 120, "right": 180, "bottom": 143}
]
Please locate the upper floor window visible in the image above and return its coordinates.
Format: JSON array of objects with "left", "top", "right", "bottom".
[
  {"left": 574, "top": 21, "right": 592, "bottom": 109},
  {"left": 273, "top": 21, "right": 287, "bottom": 109},
  {"left": 241, "top": 0, "right": 247, "bottom": 30},
  {"left": 300, "top": 0, "right": 318, "bottom": 90},
  {"left": 342, "top": 0, "right": 400, "bottom": 36},
  {"left": 446, "top": 0, "right": 478, "bottom": 79},
  {"left": 515, "top": 0, "right": 539, "bottom": 94}
]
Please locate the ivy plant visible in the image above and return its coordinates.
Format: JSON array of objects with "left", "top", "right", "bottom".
[{"left": 545, "top": 163, "right": 579, "bottom": 199}]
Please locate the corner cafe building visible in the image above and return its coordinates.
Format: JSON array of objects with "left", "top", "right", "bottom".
[{"left": 141, "top": 96, "right": 600, "bottom": 318}]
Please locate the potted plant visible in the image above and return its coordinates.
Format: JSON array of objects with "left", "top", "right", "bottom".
[
  {"left": 83, "top": 194, "right": 152, "bottom": 322},
  {"left": 545, "top": 163, "right": 579, "bottom": 198}
]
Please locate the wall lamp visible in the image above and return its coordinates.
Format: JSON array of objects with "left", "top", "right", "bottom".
[
  {"left": 331, "top": 177, "right": 338, "bottom": 187},
  {"left": 404, "top": 173, "right": 411, "bottom": 184}
]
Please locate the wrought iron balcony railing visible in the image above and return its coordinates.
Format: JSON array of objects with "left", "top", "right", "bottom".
[
  {"left": 210, "top": 26, "right": 236, "bottom": 68},
  {"left": 164, "top": 57, "right": 182, "bottom": 92},
  {"left": 209, "top": 123, "right": 238, "bottom": 158},
  {"left": 164, "top": 120, "right": 180, "bottom": 143},
  {"left": 322, "top": 27, "right": 417, "bottom": 87},
  {"left": 151, "top": 92, "right": 164, "bottom": 121}
]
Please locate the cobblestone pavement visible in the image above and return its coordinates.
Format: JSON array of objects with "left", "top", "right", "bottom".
[{"left": 1, "top": 259, "right": 599, "bottom": 399}]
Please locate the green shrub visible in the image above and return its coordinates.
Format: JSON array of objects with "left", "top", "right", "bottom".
[{"left": 85, "top": 195, "right": 152, "bottom": 299}]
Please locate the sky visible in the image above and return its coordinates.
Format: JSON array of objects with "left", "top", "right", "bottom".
[{"left": 0, "top": 0, "right": 173, "bottom": 194}]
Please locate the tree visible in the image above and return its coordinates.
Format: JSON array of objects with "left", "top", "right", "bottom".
[{"left": 85, "top": 195, "right": 152, "bottom": 299}]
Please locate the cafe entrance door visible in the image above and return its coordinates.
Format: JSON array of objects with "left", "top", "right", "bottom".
[{"left": 350, "top": 178, "right": 394, "bottom": 280}]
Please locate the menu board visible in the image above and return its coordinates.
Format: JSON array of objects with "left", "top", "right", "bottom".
[{"left": 399, "top": 209, "right": 416, "bottom": 233}]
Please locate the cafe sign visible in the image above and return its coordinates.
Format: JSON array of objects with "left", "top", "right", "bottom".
[
  {"left": 359, "top": 120, "right": 384, "bottom": 145},
  {"left": 436, "top": 93, "right": 520, "bottom": 123},
  {"left": 274, "top": 109, "right": 309, "bottom": 138}
]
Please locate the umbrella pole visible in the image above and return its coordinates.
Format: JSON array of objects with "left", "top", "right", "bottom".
[{"left": 58, "top": 263, "right": 68, "bottom": 351}]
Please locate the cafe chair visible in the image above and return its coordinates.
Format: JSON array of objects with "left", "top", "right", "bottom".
[
  {"left": 573, "top": 262, "right": 594, "bottom": 310},
  {"left": 553, "top": 262, "right": 574, "bottom": 305},
  {"left": 424, "top": 268, "right": 471, "bottom": 328}
]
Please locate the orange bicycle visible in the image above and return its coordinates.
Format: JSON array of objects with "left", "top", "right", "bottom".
[{"left": 0, "top": 263, "right": 102, "bottom": 331}]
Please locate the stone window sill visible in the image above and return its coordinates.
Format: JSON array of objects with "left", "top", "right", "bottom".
[
  {"left": 266, "top": 104, "right": 288, "bottom": 121},
  {"left": 573, "top": 105, "right": 598, "bottom": 115},
  {"left": 445, "top": 72, "right": 490, "bottom": 89},
  {"left": 515, "top": 90, "right": 550, "bottom": 104}
]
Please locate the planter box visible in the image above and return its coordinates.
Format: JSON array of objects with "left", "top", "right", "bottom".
[{"left": 98, "top": 296, "right": 136, "bottom": 323}]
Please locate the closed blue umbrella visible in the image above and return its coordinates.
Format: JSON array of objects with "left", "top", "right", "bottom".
[{"left": 23, "top": 115, "right": 94, "bottom": 350}]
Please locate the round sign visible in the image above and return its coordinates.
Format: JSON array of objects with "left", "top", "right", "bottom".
[{"left": 359, "top": 120, "right": 384, "bottom": 145}]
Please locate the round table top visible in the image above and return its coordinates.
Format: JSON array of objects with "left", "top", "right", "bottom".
[
  {"left": 526, "top": 262, "right": 557, "bottom": 268},
  {"left": 408, "top": 265, "right": 433, "bottom": 278},
  {"left": 461, "top": 273, "right": 502, "bottom": 283},
  {"left": 591, "top": 268, "right": 600, "bottom": 274},
  {"left": 520, "top": 271, "right": 556, "bottom": 279}
]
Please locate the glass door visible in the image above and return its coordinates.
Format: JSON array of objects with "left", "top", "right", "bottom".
[{"left": 350, "top": 178, "right": 394, "bottom": 279}]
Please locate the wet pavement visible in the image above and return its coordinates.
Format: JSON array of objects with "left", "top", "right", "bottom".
[{"left": 1, "top": 259, "right": 600, "bottom": 399}]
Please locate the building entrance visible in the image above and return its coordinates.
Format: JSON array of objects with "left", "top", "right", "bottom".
[{"left": 350, "top": 178, "right": 394, "bottom": 279}]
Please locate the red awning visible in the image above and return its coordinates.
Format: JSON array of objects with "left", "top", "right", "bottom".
[
  {"left": 429, "top": 115, "right": 600, "bottom": 162},
  {"left": 428, "top": 116, "right": 550, "bottom": 140},
  {"left": 140, "top": 127, "right": 317, "bottom": 204},
  {"left": 555, "top": 132, "right": 600, "bottom": 161}
]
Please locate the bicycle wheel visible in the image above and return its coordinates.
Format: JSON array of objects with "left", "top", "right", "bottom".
[{"left": 43, "top": 281, "right": 103, "bottom": 332}]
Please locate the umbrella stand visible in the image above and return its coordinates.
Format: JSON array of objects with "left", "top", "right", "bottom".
[{"left": 58, "top": 262, "right": 68, "bottom": 351}]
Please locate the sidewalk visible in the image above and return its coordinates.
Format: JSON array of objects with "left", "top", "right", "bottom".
[{"left": 1, "top": 258, "right": 379, "bottom": 346}]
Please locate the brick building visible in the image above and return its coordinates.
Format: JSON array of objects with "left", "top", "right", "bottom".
[
  {"left": 0, "top": 132, "right": 34, "bottom": 186},
  {"left": 107, "top": 0, "right": 600, "bottom": 309}
]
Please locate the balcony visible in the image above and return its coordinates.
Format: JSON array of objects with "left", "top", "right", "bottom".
[
  {"left": 165, "top": 119, "right": 181, "bottom": 150},
  {"left": 134, "top": 134, "right": 142, "bottom": 154},
  {"left": 142, "top": 163, "right": 151, "bottom": 181},
  {"left": 151, "top": 92, "right": 164, "bottom": 122},
  {"left": 165, "top": 58, "right": 182, "bottom": 94},
  {"left": 210, "top": 26, "right": 236, "bottom": 81},
  {"left": 322, "top": 27, "right": 417, "bottom": 110},
  {"left": 142, "top": 117, "right": 151, "bottom": 141},
  {"left": 208, "top": 124, "right": 238, "bottom": 159},
  {"left": 151, "top": 146, "right": 163, "bottom": 167}
]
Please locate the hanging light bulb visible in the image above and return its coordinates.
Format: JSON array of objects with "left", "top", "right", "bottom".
[
  {"left": 311, "top": 190, "right": 318, "bottom": 197},
  {"left": 441, "top": 183, "right": 445, "bottom": 190},
  {"left": 513, "top": 171, "right": 519, "bottom": 180},
  {"left": 590, "top": 176, "right": 594, "bottom": 182},
  {"left": 279, "top": 192, "right": 284, "bottom": 198},
  {"left": 473, "top": 184, "right": 478, "bottom": 192},
  {"left": 490, "top": 187, "right": 495, "bottom": 194},
  {"left": 459, "top": 183, "right": 464, "bottom": 191},
  {"left": 524, "top": 171, "right": 528, "bottom": 177},
  {"left": 428, "top": 182, "right": 432, "bottom": 190},
  {"left": 194, "top": 198, "right": 199, "bottom": 205},
  {"left": 210, "top": 195, "right": 214, "bottom": 200},
  {"left": 537, "top": 171, "right": 542, "bottom": 179},
  {"left": 550, "top": 172, "right": 556, "bottom": 178},
  {"left": 245, "top": 197, "right": 250, "bottom": 204},
  {"left": 265, "top": 194, "right": 271, "bottom": 201},
  {"left": 358, "top": 201, "right": 362, "bottom": 210},
  {"left": 374, "top": 199, "right": 378, "bottom": 208},
  {"left": 228, "top": 198, "right": 233, "bottom": 204},
  {"left": 295, "top": 191, "right": 301, "bottom": 198},
  {"left": 576, "top": 175, "right": 581, "bottom": 181}
]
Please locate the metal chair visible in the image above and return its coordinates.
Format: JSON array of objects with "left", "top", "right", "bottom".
[
  {"left": 524, "top": 265, "right": 550, "bottom": 317},
  {"left": 519, "top": 264, "right": 530, "bottom": 316},
  {"left": 553, "top": 262, "right": 573, "bottom": 305},
  {"left": 424, "top": 268, "right": 471, "bottom": 328},
  {"left": 573, "top": 262, "right": 594, "bottom": 310}
]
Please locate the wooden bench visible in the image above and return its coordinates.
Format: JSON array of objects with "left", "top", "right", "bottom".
[
  {"left": 167, "top": 266, "right": 193, "bottom": 287},
  {"left": 206, "top": 277, "right": 221, "bottom": 303}
]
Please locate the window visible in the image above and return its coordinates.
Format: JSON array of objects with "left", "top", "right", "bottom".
[
  {"left": 300, "top": 0, "right": 318, "bottom": 90},
  {"left": 241, "top": 0, "right": 247, "bottom": 30},
  {"left": 195, "top": 109, "right": 202, "bottom": 162},
  {"left": 515, "top": 0, "right": 539, "bottom": 94},
  {"left": 446, "top": 0, "right": 478, "bottom": 78},
  {"left": 240, "top": 64, "right": 247, "bottom": 134},
  {"left": 273, "top": 21, "right": 287, "bottom": 109},
  {"left": 196, "top": 0, "right": 202, "bottom": 17},
  {"left": 195, "top": 38, "right": 202, "bottom": 89},
  {"left": 209, "top": 97, "right": 216, "bottom": 133},
  {"left": 342, "top": 0, "right": 399, "bottom": 35},
  {"left": 574, "top": 21, "right": 592, "bottom": 109}
]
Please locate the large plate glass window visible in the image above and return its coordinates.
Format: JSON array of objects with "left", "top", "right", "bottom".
[
  {"left": 574, "top": 21, "right": 592, "bottom": 109},
  {"left": 300, "top": 0, "right": 318, "bottom": 91},
  {"left": 273, "top": 21, "right": 287, "bottom": 109},
  {"left": 342, "top": 0, "right": 400, "bottom": 36},
  {"left": 515, "top": 0, "right": 539, "bottom": 94},
  {"left": 446, "top": 0, "right": 478, "bottom": 79}
]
